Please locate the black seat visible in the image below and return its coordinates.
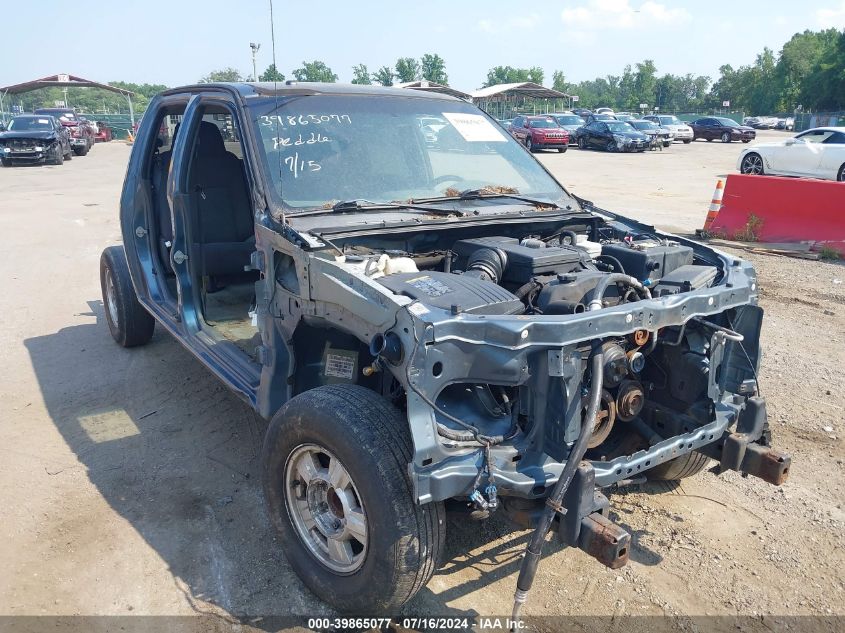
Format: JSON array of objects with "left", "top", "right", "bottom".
[{"left": 188, "top": 121, "right": 255, "bottom": 277}]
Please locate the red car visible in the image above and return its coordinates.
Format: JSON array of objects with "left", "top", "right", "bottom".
[
  {"left": 94, "top": 121, "right": 113, "bottom": 143},
  {"left": 34, "top": 108, "right": 95, "bottom": 155},
  {"left": 509, "top": 115, "right": 569, "bottom": 152}
]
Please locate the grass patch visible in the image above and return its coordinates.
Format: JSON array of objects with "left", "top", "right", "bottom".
[{"left": 819, "top": 246, "right": 842, "bottom": 261}]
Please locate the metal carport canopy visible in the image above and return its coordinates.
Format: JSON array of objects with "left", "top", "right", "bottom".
[
  {"left": 0, "top": 73, "right": 136, "bottom": 125},
  {"left": 470, "top": 82, "right": 568, "bottom": 100}
]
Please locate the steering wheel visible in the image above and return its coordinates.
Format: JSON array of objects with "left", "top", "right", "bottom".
[{"left": 432, "top": 174, "right": 466, "bottom": 186}]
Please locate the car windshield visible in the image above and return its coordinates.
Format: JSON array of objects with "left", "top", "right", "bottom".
[
  {"left": 716, "top": 118, "right": 739, "bottom": 127},
  {"left": 7, "top": 117, "right": 52, "bottom": 131},
  {"left": 630, "top": 121, "right": 658, "bottom": 130},
  {"left": 248, "top": 95, "right": 571, "bottom": 211},
  {"left": 658, "top": 116, "right": 681, "bottom": 125},
  {"left": 528, "top": 119, "right": 558, "bottom": 128},
  {"left": 555, "top": 115, "right": 583, "bottom": 125},
  {"left": 606, "top": 121, "right": 635, "bottom": 132}
]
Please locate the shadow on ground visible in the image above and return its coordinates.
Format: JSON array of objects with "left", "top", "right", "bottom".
[{"left": 24, "top": 302, "right": 566, "bottom": 622}]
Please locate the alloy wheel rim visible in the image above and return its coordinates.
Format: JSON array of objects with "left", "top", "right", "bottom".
[
  {"left": 105, "top": 268, "right": 119, "bottom": 326},
  {"left": 284, "top": 443, "right": 368, "bottom": 574},
  {"left": 743, "top": 155, "right": 763, "bottom": 174}
]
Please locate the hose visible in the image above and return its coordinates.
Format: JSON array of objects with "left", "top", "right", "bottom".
[
  {"left": 596, "top": 254, "right": 626, "bottom": 274},
  {"left": 587, "top": 273, "right": 651, "bottom": 311},
  {"left": 511, "top": 347, "right": 605, "bottom": 625}
]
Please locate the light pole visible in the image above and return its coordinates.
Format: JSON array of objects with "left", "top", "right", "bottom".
[{"left": 250, "top": 42, "right": 261, "bottom": 81}]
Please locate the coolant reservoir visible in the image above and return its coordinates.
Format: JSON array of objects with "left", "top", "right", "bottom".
[
  {"left": 575, "top": 234, "right": 602, "bottom": 259},
  {"left": 383, "top": 256, "right": 419, "bottom": 275}
]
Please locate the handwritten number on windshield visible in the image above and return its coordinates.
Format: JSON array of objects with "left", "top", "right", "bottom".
[
  {"left": 260, "top": 114, "right": 352, "bottom": 127},
  {"left": 284, "top": 152, "right": 321, "bottom": 178}
]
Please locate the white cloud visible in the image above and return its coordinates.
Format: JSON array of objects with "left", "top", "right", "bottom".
[
  {"left": 561, "top": 0, "right": 691, "bottom": 30},
  {"left": 817, "top": 1, "right": 845, "bottom": 27},
  {"left": 774, "top": 16, "right": 788, "bottom": 26},
  {"left": 477, "top": 13, "right": 540, "bottom": 34}
]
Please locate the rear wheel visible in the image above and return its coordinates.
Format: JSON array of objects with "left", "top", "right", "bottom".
[
  {"left": 838, "top": 164, "right": 845, "bottom": 182},
  {"left": 721, "top": 132, "right": 731, "bottom": 143},
  {"left": 99, "top": 246, "right": 155, "bottom": 347},
  {"left": 261, "top": 385, "right": 445, "bottom": 613},
  {"left": 74, "top": 144, "right": 88, "bottom": 156},
  {"left": 647, "top": 452, "right": 710, "bottom": 481},
  {"left": 740, "top": 152, "right": 765, "bottom": 175}
]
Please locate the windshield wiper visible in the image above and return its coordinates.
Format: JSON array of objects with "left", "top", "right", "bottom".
[
  {"left": 296, "top": 199, "right": 465, "bottom": 217},
  {"left": 414, "top": 189, "right": 566, "bottom": 210}
]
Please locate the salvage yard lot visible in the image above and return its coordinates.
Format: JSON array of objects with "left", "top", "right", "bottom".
[{"left": 0, "top": 136, "right": 843, "bottom": 626}]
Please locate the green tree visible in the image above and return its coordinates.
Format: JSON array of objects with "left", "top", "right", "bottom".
[
  {"left": 259, "top": 64, "right": 285, "bottom": 82},
  {"left": 482, "top": 66, "right": 544, "bottom": 87},
  {"left": 527, "top": 66, "right": 544, "bottom": 85},
  {"left": 420, "top": 54, "right": 448, "bottom": 84},
  {"left": 198, "top": 68, "right": 244, "bottom": 83},
  {"left": 372, "top": 66, "right": 394, "bottom": 86},
  {"left": 293, "top": 60, "right": 338, "bottom": 83},
  {"left": 351, "top": 64, "right": 372, "bottom": 85},
  {"left": 552, "top": 70, "right": 568, "bottom": 93},
  {"left": 395, "top": 57, "right": 421, "bottom": 82},
  {"left": 633, "top": 60, "right": 657, "bottom": 109}
]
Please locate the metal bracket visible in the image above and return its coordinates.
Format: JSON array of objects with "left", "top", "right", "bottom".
[{"left": 172, "top": 250, "right": 187, "bottom": 265}]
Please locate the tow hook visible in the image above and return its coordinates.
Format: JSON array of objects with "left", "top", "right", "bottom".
[{"left": 578, "top": 513, "right": 630, "bottom": 569}]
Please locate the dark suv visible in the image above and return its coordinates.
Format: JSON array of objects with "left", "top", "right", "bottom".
[
  {"left": 99, "top": 82, "right": 789, "bottom": 616},
  {"left": 690, "top": 117, "right": 756, "bottom": 143},
  {"left": 509, "top": 115, "right": 569, "bottom": 152}
]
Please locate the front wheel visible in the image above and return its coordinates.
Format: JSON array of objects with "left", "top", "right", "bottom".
[
  {"left": 1, "top": 158, "right": 11, "bottom": 167},
  {"left": 261, "top": 385, "right": 445, "bottom": 613},
  {"left": 647, "top": 451, "right": 710, "bottom": 481},
  {"left": 683, "top": 139, "right": 692, "bottom": 144},
  {"left": 721, "top": 132, "right": 731, "bottom": 143},
  {"left": 525, "top": 137, "right": 534, "bottom": 152},
  {"left": 742, "top": 139, "right": 751, "bottom": 143},
  {"left": 558, "top": 146, "right": 567, "bottom": 153},
  {"left": 606, "top": 141, "right": 618, "bottom": 152},
  {"left": 578, "top": 137, "right": 587, "bottom": 150},
  {"left": 740, "top": 152, "right": 765, "bottom": 175},
  {"left": 838, "top": 163, "right": 845, "bottom": 182},
  {"left": 99, "top": 246, "right": 155, "bottom": 347}
]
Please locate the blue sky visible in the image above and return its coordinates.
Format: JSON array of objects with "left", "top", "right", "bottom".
[{"left": 3, "top": 0, "right": 844, "bottom": 91}]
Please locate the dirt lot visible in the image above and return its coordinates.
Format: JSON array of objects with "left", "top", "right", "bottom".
[{"left": 0, "top": 132, "right": 843, "bottom": 629}]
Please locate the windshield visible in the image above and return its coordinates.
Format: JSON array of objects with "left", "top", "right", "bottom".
[
  {"left": 630, "top": 121, "right": 657, "bottom": 130},
  {"left": 7, "top": 117, "right": 52, "bottom": 131},
  {"left": 248, "top": 95, "right": 571, "bottom": 211},
  {"left": 606, "top": 121, "right": 636, "bottom": 133},
  {"left": 658, "top": 116, "right": 681, "bottom": 125},
  {"left": 716, "top": 118, "right": 739, "bottom": 127},
  {"left": 528, "top": 119, "right": 559, "bottom": 128},
  {"left": 555, "top": 115, "right": 584, "bottom": 125}
]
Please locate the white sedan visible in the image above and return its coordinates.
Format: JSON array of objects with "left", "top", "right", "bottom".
[{"left": 737, "top": 127, "right": 845, "bottom": 181}]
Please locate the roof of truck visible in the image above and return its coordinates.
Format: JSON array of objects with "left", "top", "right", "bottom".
[{"left": 161, "top": 81, "right": 462, "bottom": 101}]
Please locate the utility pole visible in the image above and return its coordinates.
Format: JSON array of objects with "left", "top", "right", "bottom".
[{"left": 250, "top": 42, "right": 261, "bottom": 81}]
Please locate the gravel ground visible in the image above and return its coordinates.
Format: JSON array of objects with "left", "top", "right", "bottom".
[{"left": 0, "top": 135, "right": 842, "bottom": 630}]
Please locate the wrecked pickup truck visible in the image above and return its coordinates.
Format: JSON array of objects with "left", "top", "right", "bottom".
[{"left": 100, "top": 82, "right": 790, "bottom": 614}]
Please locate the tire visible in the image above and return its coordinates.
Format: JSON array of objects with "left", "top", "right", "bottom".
[
  {"left": 51, "top": 148, "right": 64, "bottom": 166},
  {"left": 606, "top": 141, "right": 617, "bottom": 152},
  {"left": 74, "top": 144, "right": 89, "bottom": 156},
  {"left": 558, "top": 146, "right": 567, "bottom": 153},
  {"left": 64, "top": 145, "right": 72, "bottom": 160},
  {"left": 838, "top": 164, "right": 845, "bottom": 182},
  {"left": 683, "top": 139, "right": 692, "bottom": 144},
  {"left": 261, "top": 385, "right": 445, "bottom": 613},
  {"left": 706, "top": 138, "right": 712, "bottom": 142},
  {"left": 1, "top": 158, "right": 11, "bottom": 167},
  {"left": 578, "top": 137, "right": 587, "bottom": 150},
  {"left": 721, "top": 132, "right": 731, "bottom": 143},
  {"left": 742, "top": 139, "right": 751, "bottom": 143},
  {"left": 525, "top": 137, "right": 534, "bottom": 152},
  {"left": 99, "top": 246, "right": 155, "bottom": 347},
  {"left": 647, "top": 451, "right": 710, "bottom": 481},
  {"left": 740, "top": 152, "right": 765, "bottom": 175}
]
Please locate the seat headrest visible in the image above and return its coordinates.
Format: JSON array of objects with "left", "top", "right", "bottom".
[{"left": 196, "top": 121, "right": 226, "bottom": 156}]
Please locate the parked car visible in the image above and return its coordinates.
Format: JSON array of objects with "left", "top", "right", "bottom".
[
  {"left": 0, "top": 114, "right": 73, "bottom": 166},
  {"left": 548, "top": 112, "right": 585, "bottom": 143},
  {"left": 737, "top": 126, "right": 845, "bottom": 181},
  {"left": 628, "top": 119, "right": 672, "bottom": 147},
  {"left": 614, "top": 113, "right": 637, "bottom": 122},
  {"left": 34, "top": 108, "right": 96, "bottom": 155},
  {"left": 573, "top": 107, "right": 593, "bottom": 118},
  {"left": 100, "top": 81, "right": 788, "bottom": 615},
  {"left": 574, "top": 119, "right": 649, "bottom": 152},
  {"left": 595, "top": 107, "right": 614, "bottom": 115},
  {"left": 776, "top": 117, "right": 795, "bottom": 131},
  {"left": 690, "top": 117, "right": 756, "bottom": 143},
  {"left": 509, "top": 115, "right": 569, "bottom": 152},
  {"left": 643, "top": 114, "right": 693, "bottom": 143},
  {"left": 496, "top": 118, "right": 514, "bottom": 130},
  {"left": 94, "top": 121, "right": 113, "bottom": 143}
]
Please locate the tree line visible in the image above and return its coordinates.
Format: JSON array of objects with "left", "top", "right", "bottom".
[{"left": 5, "top": 28, "right": 841, "bottom": 115}]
